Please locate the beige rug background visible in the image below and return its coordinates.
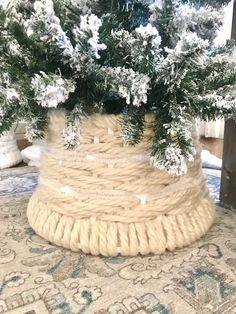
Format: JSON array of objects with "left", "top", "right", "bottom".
[{"left": 0, "top": 167, "right": 236, "bottom": 314}]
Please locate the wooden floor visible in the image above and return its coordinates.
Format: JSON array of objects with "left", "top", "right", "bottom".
[
  {"left": 17, "top": 139, "right": 31, "bottom": 151},
  {"left": 16, "top": 139, "right": 31, "bottom": 167}
]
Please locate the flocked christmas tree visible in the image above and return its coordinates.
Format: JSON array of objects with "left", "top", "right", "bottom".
[{"left": 0, "top": 0, "right": 236, "bottom": 175}]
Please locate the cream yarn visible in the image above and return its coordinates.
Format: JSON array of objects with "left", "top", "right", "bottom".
[
  {"left": 0, "top": 129, "right": 22, "bottom": 169},
  {"left": 27, "top": 111, "right": 215, "bottom": 256}
]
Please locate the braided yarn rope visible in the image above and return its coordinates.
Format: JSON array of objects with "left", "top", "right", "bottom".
[
  {"left": 27, "top": 111, "right": 215, "bottom": 256},
  {"left": 0, "top": 130, "right": 22, "bottom": 169}
]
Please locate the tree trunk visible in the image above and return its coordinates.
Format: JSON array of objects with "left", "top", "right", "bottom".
[{"left": 220, "top": 0, "right": 236, "bottom": 208}]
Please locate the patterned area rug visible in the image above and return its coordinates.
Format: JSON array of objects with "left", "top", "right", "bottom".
[{"left": 0, "top": 167, "right": 236, "bottom": 314}]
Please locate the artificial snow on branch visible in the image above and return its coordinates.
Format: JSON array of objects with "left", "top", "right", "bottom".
[{"left": 31, "top": 72, "right": 75, "bottom": 108}]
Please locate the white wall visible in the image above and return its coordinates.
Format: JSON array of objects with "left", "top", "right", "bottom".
[{"left": 215, "top": 0, "right": 234, "bottom": 46}]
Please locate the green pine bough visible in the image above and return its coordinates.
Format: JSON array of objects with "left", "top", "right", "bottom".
[{"left": 0, "top": 0, "right": 236, "bottom": 176}]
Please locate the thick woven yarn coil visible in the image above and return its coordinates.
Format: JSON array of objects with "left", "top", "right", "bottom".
[
  {"left": 0, "top": 129, "right": 22, "bottom": 170},
  {"left": 27, "top": 111, "right": 215, "bottom": 256}
]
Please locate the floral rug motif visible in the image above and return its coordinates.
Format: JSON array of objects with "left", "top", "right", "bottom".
[{"left": 0, "top": 167, "right": 236, "bottom": 314}]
